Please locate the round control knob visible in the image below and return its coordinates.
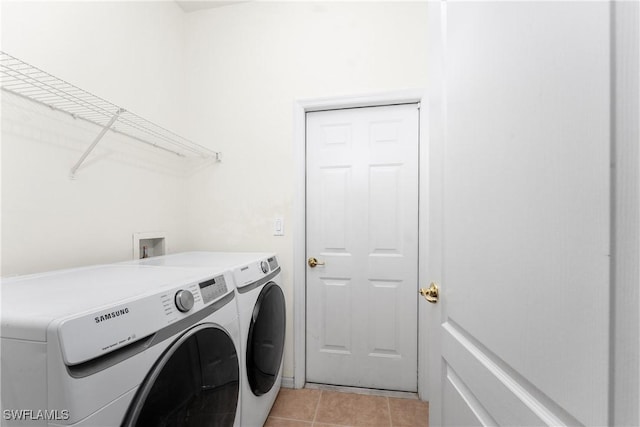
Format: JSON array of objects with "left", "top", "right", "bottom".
[
  {"left": 175, "top": 290, "right": 194, "bottom": 313},
  {"left": 260, "top": 261, "right": 269, "bottom": 274}
]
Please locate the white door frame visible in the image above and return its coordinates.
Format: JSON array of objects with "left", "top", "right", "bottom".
[{"left": 292, "top": 89, "right": 431, "bottom": 399}]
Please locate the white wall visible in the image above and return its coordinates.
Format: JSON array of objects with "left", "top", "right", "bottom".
[
  {"left": 1, "top": 0, "right": 429, "bottom": 382},
  {"left": 1, "top": 1, "right": 191, "bottom": 275},
  {"left": 182, "top": 1, "right": 429, "bottom": 380},
  {"left": 1, "top": 1, "right": 187, "bottom": 133}
]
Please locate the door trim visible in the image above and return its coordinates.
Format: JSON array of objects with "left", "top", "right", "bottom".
[
  {"left": 611, "top": 1, "right": 640, "bottom": 425},
  {"left": 292, "top": 90, "right": 430, "bottom": 399}
]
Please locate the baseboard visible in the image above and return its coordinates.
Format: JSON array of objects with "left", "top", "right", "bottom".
[
  {"left": 304, "top": 382, "right": 420, "bottom": 400},
  {"left": 280, "top": 376, "right": 295, "bottom": 389}
]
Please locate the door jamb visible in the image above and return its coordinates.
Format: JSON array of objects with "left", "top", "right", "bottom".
[{"left": 292, "top": 90, "right": 430, "bottom": 398}]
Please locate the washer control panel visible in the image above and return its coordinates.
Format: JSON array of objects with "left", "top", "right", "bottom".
[
  {"left": 267, "top": 256, "right": 279, "bottom": 270},
  {"left": 58, "top": 271, "right": 231, "bottom": 366},
  {"left": 234, "top": 255, "right": 279, "bottom": 287},
  {"left": 160, "top": 282, "right": 201, "bottom": 323},
  {"left": 174, "top": 289, "right": 195, "bottom": 312},
  {"left": 199, "top": 275, "right": 228, "bottom": 304}
]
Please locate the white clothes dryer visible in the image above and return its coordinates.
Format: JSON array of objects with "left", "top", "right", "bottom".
[
  {"left": 1, "top": 264, "right": 242, "bottom": 427},
  {"left": 123, "top": 252, "right": 286, "bottom": 427},
  {"left": 230, "top": 254, "right": 285, "bottom": 427}
]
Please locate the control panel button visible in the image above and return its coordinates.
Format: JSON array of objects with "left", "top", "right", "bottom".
[
  {"left": 175, "top": 290, "right": 195, "bottom": 312},
  {"left": 260, "top": 261, "right": 269, "bottom": 274}
]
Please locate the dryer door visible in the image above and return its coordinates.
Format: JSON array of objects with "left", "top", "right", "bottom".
[
  {"left": 246, "top": 282, "right": 286, "bottom": 396},
  {"left": 122, "top": 325, "right": 239, "bottom": 427}
]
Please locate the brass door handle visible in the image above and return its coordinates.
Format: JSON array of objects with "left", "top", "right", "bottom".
[
  {"left": 419, "top": 282, "right": 439, "bottom": 304},
  {"left": 308, "top": 257, "right": 325, "bottom": 268}
]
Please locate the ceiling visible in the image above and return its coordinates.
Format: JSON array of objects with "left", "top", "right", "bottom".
[{"left": 175, "top": 1, "right": 250, "bottom": 13}]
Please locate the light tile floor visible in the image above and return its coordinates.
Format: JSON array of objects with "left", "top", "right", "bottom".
[{"left": 265, "top": 388, "right": 429, "bottom": 427}]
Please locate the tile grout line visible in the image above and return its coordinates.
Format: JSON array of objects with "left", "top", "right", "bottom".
[
  {"left": 387, "top": 396, "right": 392, "bottom": 427},
  {"left": 311, "top": 389, "right": 322, "bottom": 425}
]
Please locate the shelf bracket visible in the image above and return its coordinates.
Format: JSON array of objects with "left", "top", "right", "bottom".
[{"left": 70, "top": 109, "right": 124, "bottom": 179}]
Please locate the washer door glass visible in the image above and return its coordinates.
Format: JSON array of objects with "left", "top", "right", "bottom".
[
  {"left": 246, "top": 282, "right": 286, "bottom": 396},
  {"left": 123, "top": 325, "right": 239, "bottom": 427}
]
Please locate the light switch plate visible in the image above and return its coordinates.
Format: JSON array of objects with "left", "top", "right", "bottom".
[{"left": 274, "top": 217, "right": 284, "bottom": 236}]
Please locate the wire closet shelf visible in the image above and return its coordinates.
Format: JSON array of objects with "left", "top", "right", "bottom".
[{"left": 0, "top": 51, "right": 221, "bottom": 177}]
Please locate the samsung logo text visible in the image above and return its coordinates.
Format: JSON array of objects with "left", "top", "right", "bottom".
[{"left": 95, "top": 308, "right": 129, "bottom": 324}]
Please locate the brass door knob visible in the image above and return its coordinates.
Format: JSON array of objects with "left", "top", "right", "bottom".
[
  {"left": 419, "top": 282, "right": 439, "bottom": 304},
  {"left": 308, "top": 257, "right": 325, "bottom": 268}
]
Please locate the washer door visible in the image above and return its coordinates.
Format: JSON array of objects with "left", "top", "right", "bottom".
[
  {"left": 122, "top": 325, "right": 239, "bottom": 427},
  {"left": 246, "top": 282, "right": 286, "bottom": 396}
]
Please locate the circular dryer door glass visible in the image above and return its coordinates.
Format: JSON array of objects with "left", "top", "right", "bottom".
[
  {"left": 246, "top": 282, "right": 286, "bottom": 396},
  {"left": 123, "top": 326, "right": 239, "bottom": 427}
]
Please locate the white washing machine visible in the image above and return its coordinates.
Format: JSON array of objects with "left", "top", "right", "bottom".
[
  {"left": 1, "top": 264, "right": 242, "bottom": 426},
  {"left": 123, "top": 252, "right": 286, "bottom": 427}
]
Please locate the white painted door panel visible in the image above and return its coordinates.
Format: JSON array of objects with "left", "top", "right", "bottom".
[
  {"left": 306, "top": 104, "right": 419, "bottom": 391},
  {"left": 427, "top": 2, "right": 611, "bottom": 426}
]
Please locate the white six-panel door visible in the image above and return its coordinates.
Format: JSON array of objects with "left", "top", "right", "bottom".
[
  {"left": 427, "top": 2, "right": 611, "bottom": 426},
  {"left": 306, "top": 104, "right": 420, "bottom": 391}
]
